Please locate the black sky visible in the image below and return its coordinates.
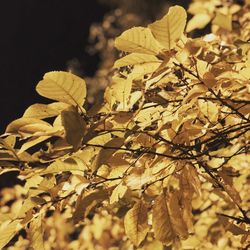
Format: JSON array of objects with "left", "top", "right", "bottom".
[{"left": 0, "top": 0, "right": 109, "bottom": 132}]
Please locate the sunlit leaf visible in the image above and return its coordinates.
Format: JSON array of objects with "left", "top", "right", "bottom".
[
  {"left": 115, "top": 27, "right": 164, "bottom": 55},
  {"left": 110, "top": 183, "right": 127, "bottom": 204},
  {"left": 23, "top": 102, "right": 69, "bottom": 119},
  {"left": 6, "top": 118, "right": 52, "bottom": 137},
  {"left": 28, "top": 215, "right": 45, "bottom": 250},
  {"left": 0, "top": 220, "right": 21, "bottom": 249},
  {"left": 212, "top": 11, "right": 232, "bottom": 31},
  {"left": 43, "top": 159, "right": 86, "bottom": 174},
  {"left": 186, "top": 13, "right": 211, "bottom": 33},
  {"left": 114, "top": 53, "right": 161, "bottom": 68},
  {"left": 36, "top": 71, "right": 86, "bottom": 107},
  {"left": 148, "top": 6, "right": 187, "bottom": 50}
]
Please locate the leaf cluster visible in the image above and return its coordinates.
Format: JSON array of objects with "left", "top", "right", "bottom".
[{"left": 0, "top": 1, "right": 250, "bottom": 249}]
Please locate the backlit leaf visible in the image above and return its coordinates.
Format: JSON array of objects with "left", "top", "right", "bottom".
[
  {"left": 186, "top": 13, "right": 211, "bottom": 33},
  {"left": 115, "top": 27, "right": 164, "bottom": 55},
  {"left": 114, "top": 53, "right": 161, "bottom": 68},
  {"left": 23, "top": 102, "right": 69, "bottom": 119},
  {"left": 28, "top": 215, "right": 45, "bottom": 250},
  {"left": 36, "top": 71, "right": 86, "bottom": 107},
  {"left": 148, "top": 6, "right": 187, "bottom": 50},
  {"left": 0, "top": 220, "right": 21, "bottom": 249}
]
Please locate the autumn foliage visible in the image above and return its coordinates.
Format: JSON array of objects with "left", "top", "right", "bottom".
[{"left": 0, "top": 1, "right": 250, "bottom": 249}]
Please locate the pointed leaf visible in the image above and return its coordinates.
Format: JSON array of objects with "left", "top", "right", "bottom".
[
  {"left": 148, "top": 6, "right": 187, "bottom": 50},
  {"left": 110, "top": 183, "right": 127, "bottom": 204}
]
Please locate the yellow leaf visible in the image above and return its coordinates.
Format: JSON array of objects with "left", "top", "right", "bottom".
[
  {"left": 198, "top": 100, "right": 219, "bottom": 123},
  {"left": 148, "top": 6, "right": 187, "bottom": 50},
  {"left": 124, "top": 201, "right": 149, "bottom": 246},
  {"left": 125, "top": 167, "right": 152, "bottom": 190},
  {"left": 17, "top": 198, "right": 38, "bottom": 218},
  {"left": 73, "top": 189, "right": 109, "bottom": 223},
  {"left": 23, "top": 102, "right": 69, "bottom": 119},
  {"left": 182, "top": 85, "right": 207, "bottom": 104},
  {"left": 212, "top": 11, "right": 232, "bottom": 31},
  {"left": 18, "top": 136, "right": 50, "bottom": 154},
  {"left": 28, "top": 214, "right": 45, "bottom": 250},
  {"left": 24, "top": 175, "right": 43, "bottom": 190},
  {"left": 239, "top": 67, "right": 250, "bottom": 79},
  {"left": 5, "top": 118, "right": 53, "bottom": 138},
  {"left": 0, "top": 220, "right": 21, "bottom": 249},
  {"left": 36, "top": 71, "right": 86, "bottom": 107},
  {"left": 114, "top": 53, "right": 161, "bottom": 68},
  {"left": 61, "top": 106, "right": 86, "bottom": 150},
  {"left": 186, "top": 13, "right": 211, "bottom": 33},
  {"left": 114, "top": 27, "right": 164, "bottom": 55},
  {"left": 43, "top": 159, "right": 86, "bottom": 174},
  {"left": 93, "top": 137, "right": 125, "bottom": 172},
  {"left": 152, "top": 191, "right": 188, "bottom": 245},
  {"left": 110, "top": 183, "right": 127, "bottom": 204},
  {"left": 105, "top": 77, "right": 132, "bottom": 111}
]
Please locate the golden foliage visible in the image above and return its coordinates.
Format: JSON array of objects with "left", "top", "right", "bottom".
[{"left": 0, "top": 1, "right": 250, "bottom": 249}]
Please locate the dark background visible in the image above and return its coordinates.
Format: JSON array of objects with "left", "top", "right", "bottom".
[{"left": 0, "top": 0, "right": 109, "bottom": 133}]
